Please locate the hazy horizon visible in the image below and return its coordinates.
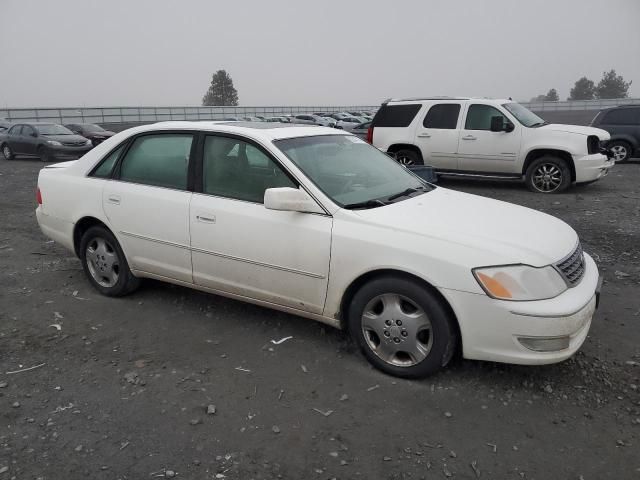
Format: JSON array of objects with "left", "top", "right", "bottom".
[{"left": 1, "top": 0, "right": 638, "bottom": 108}]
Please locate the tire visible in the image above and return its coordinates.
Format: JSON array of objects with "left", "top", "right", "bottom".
[
  {"left": 394, "top": 149, "right": 423, "bottom": 166},
  {"left": 1, "top": 143, "right": 14, "bottom": 160},
  {"left": 347, "top": 275, "right": 458, "bottom": 378},
  {"left": 525, "top": 156, "right": 571, "bottom": 193},
  {"left": 79, "top": 225, "right": 141, "bottom": 297},
  {"left": 37, "top": 146, "right": 49, "bottom": 163},
  {"left": 608, "top": 140, "right": 632, "bottom": 163}
]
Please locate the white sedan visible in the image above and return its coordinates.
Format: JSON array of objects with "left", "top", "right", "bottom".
[{"left": 35, "top": 122, "right": 601, "bottom": 378}]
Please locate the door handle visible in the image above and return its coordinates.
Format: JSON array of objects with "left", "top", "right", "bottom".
[
  {"left": 417, "top": 133, "right": 431, "bottom": 138},
  {"left": 462, "top": 135, "right": 477, "bottom": 140},
  {"left": 107, "top": 195, "right": 121, "bottom": 205},
  {"left": 196, "top": 215, "right": 216, "bottom": 224}
]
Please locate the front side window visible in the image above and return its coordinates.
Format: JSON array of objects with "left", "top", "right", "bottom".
[
  {"left": 275, "top": 135, "right": 432, "bottom": 207},
  {"left": 423, "top": 104, "right": 461, "bottom": 129},
  {"left": 202, "top": 136, "right": 295, "bottom": 203},
  {"left": 22, "top": 125, "right": 36, "bottom": 136},
  {"left": 35, "top": 124, "right": 74, "bottom": 135},
  {"left": 465, "top": 105, "right": 508, "bottom": 131},
  {"left": 119, "top": 134, "right": 193, "bottom": 190},
  {"left": 9, "top": 125, "right": 22, "bottom": 135}
]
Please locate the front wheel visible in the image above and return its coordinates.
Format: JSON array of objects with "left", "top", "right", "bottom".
[
  {"left": 79, "top": 226, "right": 141, "bottom": 297},
  {"left": 525, "top": 156, "right": 571, "bottom": 193},
  {"left": 37, "top": 147, "right": 49, "bottom": 163},
  {"left": 608, "top": 140, "right": 632, "bottom": 163},
  {"left": 347, "top": 275, "right": 458, "bottom": 378}
]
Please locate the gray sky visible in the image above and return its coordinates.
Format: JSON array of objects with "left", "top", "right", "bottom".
[{"left": 1, "top": 0, "right": 638, "bottom": 107}]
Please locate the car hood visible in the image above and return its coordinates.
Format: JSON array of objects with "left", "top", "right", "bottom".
[
  {"left": 42, "top": 134, "right": 90, "bottom": 143},
  {"left": 351, "top": 187, "right": 578, "bottom": 267},
  {"left": 540, "top": 123, "right": 609, "bottom": 139},
  {"left": 86, "top": 130, "right": 115, "bottom": 138}
]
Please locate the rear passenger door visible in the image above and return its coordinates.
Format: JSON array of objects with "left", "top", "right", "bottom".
[
  {"left": 6, "top": 125, "right": 23, "bottom": 153},
  {"left": 102, "top": 132, "right": 195, "bottom": 283},
  {"left": 414, "top": 103, "right": 461, "bottom": 170},
  {"left": 457, "top": 104, "right": 522, "bottom": 173}
]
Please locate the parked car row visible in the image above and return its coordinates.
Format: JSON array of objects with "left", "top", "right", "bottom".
[{"left": 0, "top": 122, "right": 115, "bottom": 162}]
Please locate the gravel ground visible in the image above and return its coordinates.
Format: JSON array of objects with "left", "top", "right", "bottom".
[{"left": 1, "top": 158, "right": 639, "bottom": 480}]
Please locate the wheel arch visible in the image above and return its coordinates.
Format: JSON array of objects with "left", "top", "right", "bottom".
[
  {"left": 339, "top": 268, "right": 462, "bottom": 351},
  {"left": 522, "top": 148, "right": 576, "bottom": 182},
  {"left": 608, "top": 135, "right": 638, "bottom": 150},
  {"left": 387, "top": 143, "right": 423, "bottom": 159},
  {"left": 73, "top": 216, "right": 113, "bottom": 257}
]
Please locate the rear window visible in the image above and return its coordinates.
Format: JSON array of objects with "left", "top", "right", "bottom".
[
  {"left": 602, "top": 108, "right": 640, "bottom": 125},
  {"left": 372, "top": 104, "right": 421, "bottom": 127}
]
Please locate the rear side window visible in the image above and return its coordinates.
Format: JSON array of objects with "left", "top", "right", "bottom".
[
  {"left": 423, "top": 104, "right": 461, "bottom": 129},
  {"left": 92, "top": 145, "right": 124, "bottom": 178},
  {"left": 8, "top": 125, "right": 22, "bottom": 135},
  {"left": 372, "top": 104, "right": 421, "bottom": 127},
  {"left": 119, "top": 134, "right": 193, "bottom": 190},
  {"left": 465, "top": 104, "right": 508, "bottom": 131},
  {"left": 602, "top": 108, "right": 640, "bottom": 125}
]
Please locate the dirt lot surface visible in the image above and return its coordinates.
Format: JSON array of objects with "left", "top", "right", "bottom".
[{"left": 1, "top": 158, "right": 639, "bottom": 480}]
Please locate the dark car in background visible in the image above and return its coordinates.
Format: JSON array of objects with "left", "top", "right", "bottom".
[
  {"left": 591, "top": 106, "right": 640, "bottom": 163},
  {"left": 0, "top": 122, "right": 92, "bottom": 162},
  {"left": 65, "top": 123, "right": 115, "bottom": 147}
]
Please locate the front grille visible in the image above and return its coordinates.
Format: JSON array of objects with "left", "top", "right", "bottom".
[
  {"left": 62, "top": 140, "right": 87, "bottom": 147},
  {"left": 555, "top": 243, "right": 585, "bottom": 286}
]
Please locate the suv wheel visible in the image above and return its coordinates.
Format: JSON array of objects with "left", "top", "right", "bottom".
[
  {"left": 525, "top": 156, "right": 571, "bottom": 193},
  {"left": 608, "top": 140, "right": 632, "bottom": 163},
  {"left": 1, "top": 143, "right": 14, "bottom": 160},
  {"left": 394, "top": 149, "right": 423, "bottom": 166},
  {"left": 79, "top": 225, "right": 141, "bottom": 296},
  {"left": 347, "top": 275, "right": 458, "bottom": 378}
]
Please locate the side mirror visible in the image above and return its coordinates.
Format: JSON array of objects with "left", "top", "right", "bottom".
[
  {"left": 264, "top": 187, "right": 324, "bottom": 214},
  {"left": 490, "top": 116, "right": 514, "bottom": 133},
  {"left": 31, "top": 132, "right": 38, "bottom": 138}
]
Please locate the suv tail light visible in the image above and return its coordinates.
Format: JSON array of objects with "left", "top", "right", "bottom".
[
  {"left": 366, "top": 126, "right": 374, "bottom": 144},
  {"left": 36, "top": 187, "right": 42, "bottom": 205}
]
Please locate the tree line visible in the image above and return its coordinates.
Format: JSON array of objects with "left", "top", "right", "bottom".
[{"left": 531, "top": 69, "right": 632, "bottom": 102}]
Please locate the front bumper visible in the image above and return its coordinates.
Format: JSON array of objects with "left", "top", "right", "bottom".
[
  {"left": 574, "top": 153, "right": 614, "bottom": 183},
  {"left": 48, "top": 145, "right": 92, "bottom": 160},
  {"left": 441, "top": 253, "right": 600, "bottom": 365}
]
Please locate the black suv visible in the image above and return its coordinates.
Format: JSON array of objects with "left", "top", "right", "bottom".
[{"left": 591, "top": 106, "right": 640, "bottom": 163}]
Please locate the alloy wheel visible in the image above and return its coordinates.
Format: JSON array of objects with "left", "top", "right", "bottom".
[
  {"left": 610, "top": 145, "right": 628, "bottom": 162},
  {"left": 2, "top": 145, "right": 11, "bottom": 159},
  {"left": 532, "top": 163, "right": 563, "bottom": 192},
  {"left": 396, "top": 155, "right": 414, "bottom": 166},
  {"left": 86, "top": 237, "right": 120, "bottom": 288},
  {"left": 361, "top": 293, "right": 433, "bottom": 367}
]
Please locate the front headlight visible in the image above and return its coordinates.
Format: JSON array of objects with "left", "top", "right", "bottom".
[
  {"left": 85, "top": 139, "right": 93, "bottom": 146},
  {"left": 46, "top": 140, "right": 62, "bottom": 147},
  {"left": 473, "top": 264, "right": 567, "bottom": 301}
]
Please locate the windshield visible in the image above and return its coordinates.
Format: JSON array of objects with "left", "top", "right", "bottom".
[
  {"left": 502, "top": 102, "right": 546, "bottom": 127},
  {"left": 36, "top": 124, "right": 74, "bottom": 135},
  {"left": 274, "top": 135, "right": 432, "bottom": 208},
  {"left": 82, "top": 124, "right": 106, "bottom": 133}
]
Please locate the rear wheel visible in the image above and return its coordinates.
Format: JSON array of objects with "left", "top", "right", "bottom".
[
  {"left": 394, "top": 149, "right": 423, "bottom": 166},
  {"left": 608, "top": 140, "right": 632, "bottom": 163},
  {"left": 525, "top": 156, "right": 571, "bottom": 193},
  {"left": 347, "top": 275, "right": 458, "bottom": 378},
  {"left": 79, "top": 225, "right": 140, "bottom": 297},
  {"left": 2, "top": 144, "right": 14, "bottom": 160}
]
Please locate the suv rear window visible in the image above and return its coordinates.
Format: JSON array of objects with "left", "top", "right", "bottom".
[
  {"left": 602, "top": 108, "right": 640, "bottom": 125},
  {"left": 372, "top": 104, "right": 421, "bottom": 127}
]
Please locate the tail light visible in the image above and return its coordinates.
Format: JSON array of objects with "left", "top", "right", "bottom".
[
  {"left": 36, "top": 187, "right": 42, "bottom": 205},
  {"left": 366, "top": 126, "right": 374, "bottom": 144}
]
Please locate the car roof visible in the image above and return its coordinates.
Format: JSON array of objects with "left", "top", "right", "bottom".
[
  {"left": 384, "top": 96, "right": 513, "bottom": 104},
  {"left": 140, "top": 121, "right": 350, "bottom": 141}
]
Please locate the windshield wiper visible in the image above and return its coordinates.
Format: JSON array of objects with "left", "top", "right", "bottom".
[
  {"left": 343, "top": 199, "right": 387, "bottom": 210},
  {"left": 387, "top": 186, "right": 427, "bottom": 202}
]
